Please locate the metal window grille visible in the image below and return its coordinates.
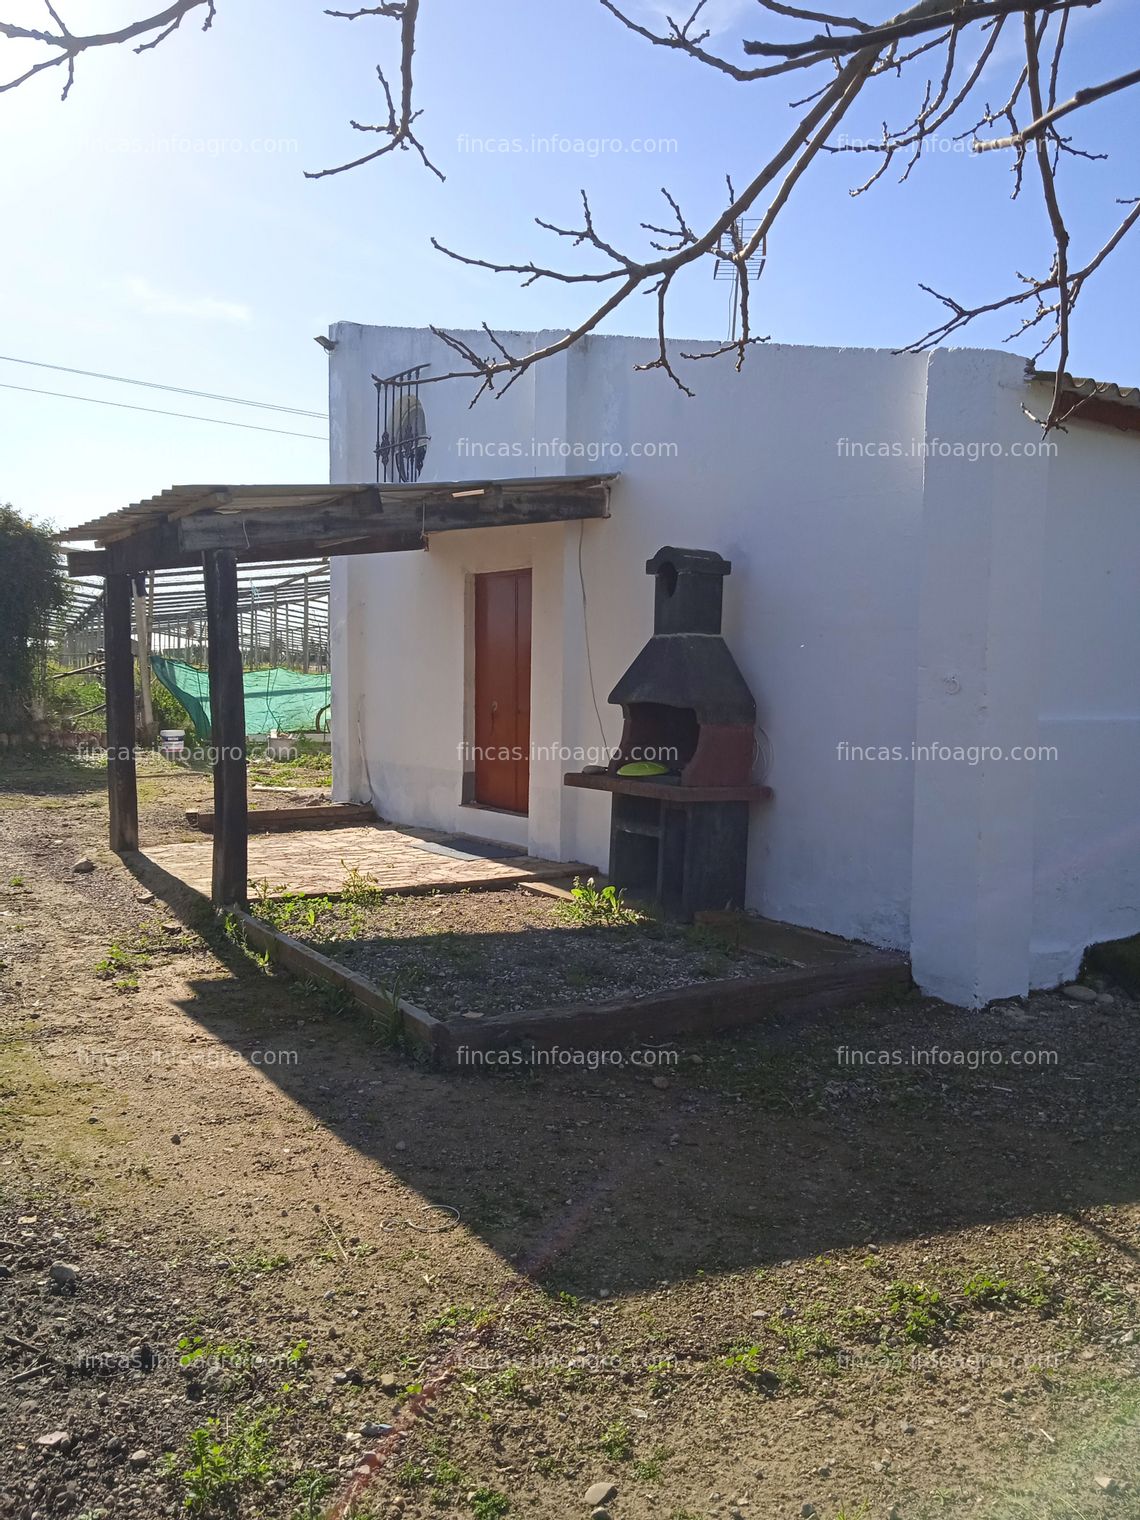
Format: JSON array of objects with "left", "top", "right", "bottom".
[{"left": 373, "top": 364, "right": 431, "bottom": 484}]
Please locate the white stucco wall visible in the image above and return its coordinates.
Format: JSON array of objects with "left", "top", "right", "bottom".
[
  {"left": 326, "top": 323, "right": 1140, "bottom": 1006},
  {"left": 1030, "top": 418, "right": 1140, "bottom": 987}
]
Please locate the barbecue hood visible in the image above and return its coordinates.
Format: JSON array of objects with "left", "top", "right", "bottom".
[{"left": 607, "top": 547, "right": 757, "bottom": 788}]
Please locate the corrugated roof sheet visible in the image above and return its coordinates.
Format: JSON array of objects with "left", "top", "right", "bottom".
[{"left": 1030, "top": 369, "right": 1140, "bottom": 411}]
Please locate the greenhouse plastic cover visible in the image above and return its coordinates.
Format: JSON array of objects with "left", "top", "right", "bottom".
[{"left": 151, "top": 656, "right": 330, "bottom": 739}]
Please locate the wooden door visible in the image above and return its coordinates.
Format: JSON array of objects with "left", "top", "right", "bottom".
[{"left": 473, "top": 569, "right": 532, "bottom": 813}]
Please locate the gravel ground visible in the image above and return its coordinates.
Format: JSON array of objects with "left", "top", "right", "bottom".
[
  {"left": 0, "top": 1189, "right": 339, "bottom": 1520},
  {"left": 263, "top": 888, "right": 792, "bottom": 1018}
]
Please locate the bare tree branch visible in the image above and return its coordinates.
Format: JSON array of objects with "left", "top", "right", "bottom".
[
  {"left": 422, "top": 46, "right": 878, "bottom": 400},
  {"left": 973, "top": 64, "right": 1140, "bottom": 150},
  {"left": 4, "top": 0, "right": 1139, "bottom": 427},
  {"left": 743, "top": 0, "right": 1097, "bottom": 59},
  {"left": 0, "top": 0, "right": 213, "bottom": 97},
  {"left": 306, "top": 0, "right": 442, "bottom": 180}
]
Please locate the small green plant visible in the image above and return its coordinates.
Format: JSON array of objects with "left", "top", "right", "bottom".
[
  {"left": 768, "top": 1315, "right": 837, "bottom": 1367},
  {"left": 632, "top": 1451, "right": 667, "bottom": 1481},
  {"left": 487, "top": 1366, "right": 527, "bottom": 1400},
  {"left": 367, "top": 969, "right": 417, "bottom": 1045},
  {"left": 94, "top": 943, "right": 142, "bottom": 978},
  {"left": 1061, "top": 1231, "right": 1098, "bottom": 1259},
  {"left": 599, "top": 1420, "right": 633, "bottom": 1460},
  {"left": 226, "top": 1250, "right": 291, "bottom": 1278},
  {"left": 341, "top": 864, "right": 383, "bottom": 908},
  {"left": 393, "top": 1460, "right": 426, "bottom": 1487},
  {"left": 562, "top": 876, "right": 641, "bottom": 925},
  {"left": 8, "top": 875, "right": 24, "bottom": 888},
  {"left": 1090, "top": 1280, "right": 1126, "bottom": 1305},
  {"left": 835, "top": 1305, "right": 882, "bottom": 1342},
  {"left": 721, "top": 1343, "right": 777, "bottom": 1386},
  {"left": 962, "top": 1273, "right": 1029, "bottom": 1310},
  {"left": 431, "top": 1454, "right": 466, "bottom": 1489},
  {"left": 470, "top": 1489, "right": 510, "bottom": 1520},
  {"left": 291, "top": 1469, "right": 334, "bottom": 1520},
  {"left": 424, "top": 1303, "right": 493, "bottom": 1337},
  {"left": 884, "top": 1280, "right": 958, "bottom": 1345},
  {"left": 176, "top": 1334, "right": 255, "bottom": 1371},
  {"left": 162, "top": 1406, "right": 279, "bottom": 1512}
]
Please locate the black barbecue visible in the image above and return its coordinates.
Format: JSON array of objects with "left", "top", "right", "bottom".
[{"left": 564, "top": 546, "right": 770, "bottom": 918}]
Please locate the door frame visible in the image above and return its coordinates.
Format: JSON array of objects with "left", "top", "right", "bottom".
[{"left": 461, "top": 563, "right": 533, "bottom": 816}]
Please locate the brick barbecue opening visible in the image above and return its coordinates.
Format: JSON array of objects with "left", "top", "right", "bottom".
[{"left": 565, "top": 547, "right": 771, "bottom": 919}]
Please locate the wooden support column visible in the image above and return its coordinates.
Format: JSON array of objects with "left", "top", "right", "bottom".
[
  {"left": 134, "top": 573, "right": 154, "bottom": 742},
  {"left": 103, "top": 573, "right": 139, "bottom": 853},
  {"left": 301, "top": 577, "right": 310, "bottom": 673},
  {"left": 203, "top": 549, "right": 248, "bottom": 907}
]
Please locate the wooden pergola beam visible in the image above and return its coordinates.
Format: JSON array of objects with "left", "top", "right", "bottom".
[{"left": 67, "top": 481, "right": 613, "bottom": 576}]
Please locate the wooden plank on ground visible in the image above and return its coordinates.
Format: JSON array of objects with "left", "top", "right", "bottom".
[
  {"left": 232, "top": 909, "right": 445, "bottom": 1057},
  {"left": 445, "top": 955, "right": 912, "bottom": 1057},
  {"left": 186, "top": 803, "right": 375, "bottom": 834}
]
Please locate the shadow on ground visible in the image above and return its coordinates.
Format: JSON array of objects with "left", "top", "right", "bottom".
[
  {"left": 0, "top": 751, "right": 108, "bottom": 796},
  {"left": 136, "top": 851, "right": 1140, "bottom": 1300}
]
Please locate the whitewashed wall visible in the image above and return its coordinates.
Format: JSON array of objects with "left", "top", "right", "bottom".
[
  {"left": 1031, "top": 418, "right": 1140, "bottom": 987},
  {"left": 327, "top": 323, "right": 1140, "bottom": 1006}
]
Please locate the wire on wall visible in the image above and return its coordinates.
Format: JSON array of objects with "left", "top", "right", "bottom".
[{"left": 578, "top": 518, "right": 610, "bottom": 758}]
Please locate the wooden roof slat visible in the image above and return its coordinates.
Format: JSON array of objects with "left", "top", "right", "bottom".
[{"left": 60, "top": 474, "right": 617, "bottom": 575}]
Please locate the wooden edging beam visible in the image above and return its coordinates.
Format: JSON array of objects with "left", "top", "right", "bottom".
[
  {"left": 185, "top": 803, "right": 376, "bottom": 835},
  {"left": 226, "top": 906, "right": 910, "bottom": 1070},
  {"left": 231, "top": 909, "right": 446, "bottom": 1057},
  {"left": 451, "top": 955, "right": 913, "bottom": 1055}
]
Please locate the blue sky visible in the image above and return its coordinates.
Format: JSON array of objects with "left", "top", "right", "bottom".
[{"left": 1, "top": 0, "right": 1135, "bottom": 531}]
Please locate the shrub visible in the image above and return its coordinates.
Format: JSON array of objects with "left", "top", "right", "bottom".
[{"left": 0, "top": 505, "right": 68, "bottom": 728}]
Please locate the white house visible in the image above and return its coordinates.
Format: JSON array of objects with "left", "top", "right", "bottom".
[{"left": 326, "top": 324, "right": 1140, "bottom": 1009}]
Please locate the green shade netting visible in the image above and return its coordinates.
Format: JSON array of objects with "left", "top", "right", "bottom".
[{"left": 150, "top": 656, "right": 330, "bottom": 740}]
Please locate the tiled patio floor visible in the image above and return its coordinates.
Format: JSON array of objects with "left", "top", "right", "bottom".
[{"left": 143, "top": 822, "right": 590, "bottom": 900}]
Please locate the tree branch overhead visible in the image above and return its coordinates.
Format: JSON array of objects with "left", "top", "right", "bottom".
[{"left": 3, "top": 0, "right": 1135, "bottom": 426}]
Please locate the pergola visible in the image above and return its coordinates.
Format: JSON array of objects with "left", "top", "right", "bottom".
[{"left": 59, "top": 475, "right": 615, "bottom": 907}]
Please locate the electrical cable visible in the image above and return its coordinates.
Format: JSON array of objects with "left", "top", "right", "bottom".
[
  {"left": 578, "top": 517, "right": 610, "bottom": 759},
  {"left": 0, "top": 353, "right": 327, "bottom": 418},
  {"left": 0, "top": 381, "right": 327, "bottom": 440}
]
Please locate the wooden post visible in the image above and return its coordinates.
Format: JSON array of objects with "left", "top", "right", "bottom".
[
  {"left": 104, "top": 574, "right": 139, "bottom": 853},
  {"left": 203, "top": 549, "right": 248, "bottom": 907},
  {"left": 134, "top": 574, "right": 154, "bottom": 742},
  {"left": 301, "top": 577, "right": 310, "bottom": 673}
]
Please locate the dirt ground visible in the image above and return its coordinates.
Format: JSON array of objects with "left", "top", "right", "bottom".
[{"left": 1, "top": 752, "right": 1137, "bottom": 1520}]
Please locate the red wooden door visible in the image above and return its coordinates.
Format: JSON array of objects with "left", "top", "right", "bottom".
[{"left": 473, "top": 569, "right": 532, "bottom": 813}]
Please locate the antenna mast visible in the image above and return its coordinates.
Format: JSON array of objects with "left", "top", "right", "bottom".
[{"left": 713, "top": 219, "right": 766, "bottom": 342}]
